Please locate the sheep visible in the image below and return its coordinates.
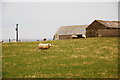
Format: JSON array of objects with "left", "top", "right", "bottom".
[
  {"left": 82, "top": 34, "right": 86, "bottom": 39},
  {"left": 38, "top": 43, "right": 52, "bottom": 50}
]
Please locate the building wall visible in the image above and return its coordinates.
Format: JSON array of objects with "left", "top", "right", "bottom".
[
  {"left": 98, "top": 29, "right": 120, "bottom": 37},
  {"left": 53, "top": 34, "right": 59, "bottom": 40},
  {"left": 86, "top": 29, "right": 98, "bottom": 37},
  {"left": 54, "top": 34, "right": 85, "bottom": 40},
  {"left": 54, "top": 34, "right": 72, "bottom": 40},
  {"left": 86, "top": 29, "right": 120, "bottom": 37},
  {"left": 59, "top": 35, "right": 72, "bottom": 40}
]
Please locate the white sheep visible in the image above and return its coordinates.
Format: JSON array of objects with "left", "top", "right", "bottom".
[
  {"left": 39, "top": 43, "right": 52, "bottom": 50},
  {"left": 82, "top": 34, "right": 86, "bottom": 39}
]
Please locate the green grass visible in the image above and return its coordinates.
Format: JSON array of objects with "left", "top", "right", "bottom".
[{"left": 2, "top": 37, "right": 118, "bottom": 78}]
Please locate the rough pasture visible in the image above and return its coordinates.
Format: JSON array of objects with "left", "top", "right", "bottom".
[{"left": 2, "top": 37, "right": 118, "bottom": 78}]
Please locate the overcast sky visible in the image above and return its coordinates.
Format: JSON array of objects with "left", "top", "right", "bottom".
[{"left": 2, "top": 2, "right": 118, "bottom": 40}]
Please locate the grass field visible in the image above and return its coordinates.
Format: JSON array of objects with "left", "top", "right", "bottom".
[{"left": 2, "top": 37, "right": 118, "bottom": 78}]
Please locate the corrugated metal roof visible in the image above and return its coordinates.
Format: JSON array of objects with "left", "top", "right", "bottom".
[
  {"left": 96, "top": 20, "right": 120, "bottom": 28},
  {"left": 55, "top": 25, "right": 88, "bottom": 35}
]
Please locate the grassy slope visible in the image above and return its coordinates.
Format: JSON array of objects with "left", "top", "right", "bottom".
[{"left": 2, "top": 37, "right": 118, "bottom": 78}]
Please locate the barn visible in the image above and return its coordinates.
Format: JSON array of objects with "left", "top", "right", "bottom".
[
  {"left": 86, "top": 20, "right": 120, "bottom": 37},
  {"left": 53, "top": 25, "right": 88, "bottom": 40}
]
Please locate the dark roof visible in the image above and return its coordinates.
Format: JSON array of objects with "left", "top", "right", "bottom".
[
  {"left": 96, "top": 20, "right": 120, "bottom": 28},
  {"left": 55, "top": 25, "right": 88, "bottom": 35}
]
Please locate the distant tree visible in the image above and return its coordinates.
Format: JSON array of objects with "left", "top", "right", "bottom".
[{"left": 43, "top": 38, "right": 46, "bottom": 41}]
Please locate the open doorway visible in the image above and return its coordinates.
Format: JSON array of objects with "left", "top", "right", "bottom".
[{"left": 77, "top": 34, "right": 83, "bottom": 38}]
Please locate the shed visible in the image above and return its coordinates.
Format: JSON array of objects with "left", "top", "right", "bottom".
[
  {"left": 53, "top": 25, "right": 88, "bottom": 40},
  {"left": 86, "top": 20, "right": 120, "bottom": 37}
]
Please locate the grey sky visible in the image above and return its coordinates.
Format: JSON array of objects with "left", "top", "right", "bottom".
[{"left": 2, "top": 2, "right": 118, "bottom": 40}]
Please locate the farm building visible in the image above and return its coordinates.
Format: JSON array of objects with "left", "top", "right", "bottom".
[
  {"left": 86, "top": 20, "right": 120, "bottom": 37},
  {"left": 53, "top": 25, "right": 88, "bottom": 40}
]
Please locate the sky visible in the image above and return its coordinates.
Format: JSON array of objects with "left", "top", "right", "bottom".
[{"left": 1, "top": 1, "right": 119, "bottom": 40}]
